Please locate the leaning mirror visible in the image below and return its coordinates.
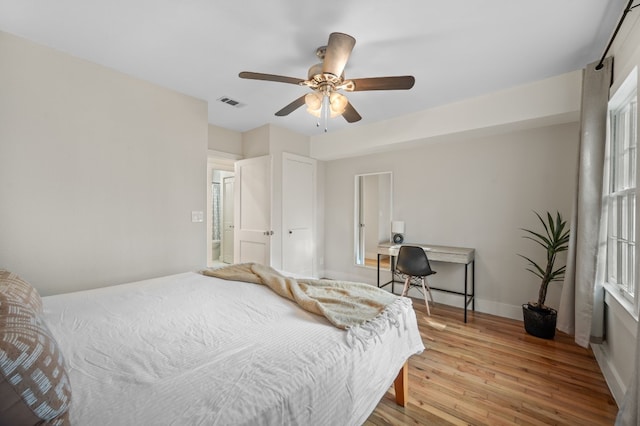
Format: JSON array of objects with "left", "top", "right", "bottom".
[{"left": 354, "top": 172, "right": 392, "bottom": 269}]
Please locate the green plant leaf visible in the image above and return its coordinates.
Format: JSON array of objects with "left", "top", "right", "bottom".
[
  {"left": 519, "top": 210, "right": 570, "bottom": 305},
  {"left": 522, "top": 229, "right": 551, "bottom": 247},
  {"left": 517, "top": 254, "right": 545, "bottom": 276},
  {"left": 525, "top": 268, "right": 544, "bottom": 279},
  {"left": 546, "top": 211, "right": 555, "bottom": 239}
]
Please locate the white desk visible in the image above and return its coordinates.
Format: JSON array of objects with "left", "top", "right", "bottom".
[{"left": 377, "top": 242, "right": 476, "bottom": 322}]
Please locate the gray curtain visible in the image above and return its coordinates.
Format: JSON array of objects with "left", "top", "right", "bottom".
[{"left": 557, "top": 57, "right": 612, "bottom": 347}]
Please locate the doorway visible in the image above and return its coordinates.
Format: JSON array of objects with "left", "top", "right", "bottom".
[
  {"left": 221, "top": 175, "right": 234, "bottom": 263},
  {"left": 207, "top": 152, "right": 239, "bottom": 267}
]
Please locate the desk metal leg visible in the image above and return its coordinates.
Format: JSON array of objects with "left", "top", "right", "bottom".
[
  {"left": 462, "top": 260, "right": 478, "bottom": 323},
  {"left": 464, "top": 264, "right": 468, "bottom": 323},
  {"left": 462, "top": 260, "right": 476, "bottom": 323},
  {"left": 472, "top": 260, "right": 475, "bottom": 311},
  {"left": 390, "top": 256, "right": 396, "bottom": 294},
  {"left": 377, "top": 253, "right": 399, "bottom": 292}
]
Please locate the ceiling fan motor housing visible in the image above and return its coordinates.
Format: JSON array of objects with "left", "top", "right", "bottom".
[{"left": 307, "top": 63, "right": 344, "bottom": 90}]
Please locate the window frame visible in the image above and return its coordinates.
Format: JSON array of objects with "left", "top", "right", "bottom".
[{"left": 605, "top": 66, "right": 639, "bottom": 316}]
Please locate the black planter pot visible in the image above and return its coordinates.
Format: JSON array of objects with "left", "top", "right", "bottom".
[{"left": 522, "top": 304, "right": 557, "bottom": 339}]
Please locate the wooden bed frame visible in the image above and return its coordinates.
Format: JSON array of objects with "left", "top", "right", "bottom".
[{"left": 393, "top": 361, "right": 409, "bottom": 406}]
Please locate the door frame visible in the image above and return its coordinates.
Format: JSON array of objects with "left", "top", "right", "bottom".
[
  {"left": 221, "top": 175, "right": 235, "bottom": 264},
  {"left": 206, "top": 150, "right": 241, "bottom": 267}
]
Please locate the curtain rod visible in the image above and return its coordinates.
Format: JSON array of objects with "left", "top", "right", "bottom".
[{"left": 596, "top": 0, "right": 639, "bottom": 70}]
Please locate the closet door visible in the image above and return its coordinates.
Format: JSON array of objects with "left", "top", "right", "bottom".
[
  {"left": 234, "top": 156, "right": 272, "bottom": 265},
  {"left": 282, "top": 153, "right": 316, "bottom": 277}
]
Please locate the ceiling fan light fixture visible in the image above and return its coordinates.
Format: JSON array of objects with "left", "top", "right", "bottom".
[
  {"left": 305, "top": 91, "right": 348, "bottom": 118},
  {"left": 305, "top": 92, "right": 323, "bottom": 117},
  {"left": 329, "top": 92, "right": 348, "bottom": 116}
]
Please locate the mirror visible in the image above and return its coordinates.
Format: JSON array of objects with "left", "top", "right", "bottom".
[{"left": 354, "top": 172, "right": 392, "bottom": 269}]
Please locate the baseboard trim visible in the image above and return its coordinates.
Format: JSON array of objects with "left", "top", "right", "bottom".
[{"left": 591, "top": 343, "right": 624, "bottom": 407}]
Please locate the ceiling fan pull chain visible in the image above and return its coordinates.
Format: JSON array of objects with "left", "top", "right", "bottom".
[{"left": 322, "top": 94, "right": 330, "bottom": 132}]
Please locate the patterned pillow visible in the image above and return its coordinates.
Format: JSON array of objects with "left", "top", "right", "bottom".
[
  {"left": 0, "top": 272, "right": 71, "bottom": 425},
  {"left": 0, "top": 270, "right": 43, "bottom": 314}
]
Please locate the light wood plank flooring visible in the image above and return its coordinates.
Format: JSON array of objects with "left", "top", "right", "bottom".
[
  {"left": 365, "top": 255, "right": 391, "bottom": 269},
  {"left": 366, "top": 300, "right": 618, "bottom": 425}
]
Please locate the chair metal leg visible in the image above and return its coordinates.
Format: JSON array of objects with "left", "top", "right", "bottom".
[
  {"left": 420, "top": 277, "right": 431, "bottom": 316},
  {"left": 401, "top": 276, "right": 411, "bottom": 297}
]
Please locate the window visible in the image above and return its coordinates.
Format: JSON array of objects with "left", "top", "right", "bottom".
[{"left": 606, "top": 68, "right": 638, "bottom": 307}]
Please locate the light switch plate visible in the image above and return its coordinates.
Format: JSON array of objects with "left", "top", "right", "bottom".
[{"left": 191, "top": 211, "right": 204, "bottom": 223}]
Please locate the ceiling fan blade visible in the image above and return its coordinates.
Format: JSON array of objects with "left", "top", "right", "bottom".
[
  {"left": 275, "top": 95, "right": 306, "bottom": 116},
  {"left": 322, "top": 32, "right": 356, "bottom": 78},
  {"left": 239, "top": 71, "right": 304, "bottom": 85},
  {"left": 342, "top": 101, "right": 362, "bottom": 123},
  {"left": 345, "top": 76, "right": 415, "bottom": 91}
]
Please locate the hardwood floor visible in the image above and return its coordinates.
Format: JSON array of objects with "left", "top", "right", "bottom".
[
  {"left": 365, "top": 256, "right": 390, "bottom": 269},
  {"left": 366, "top": 300, "right": 618, "bottom": 426}
]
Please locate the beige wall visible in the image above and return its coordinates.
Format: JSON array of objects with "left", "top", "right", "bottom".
[
  {"left": 323, "top": 122, "right": 578, "bottom": 319},
  {"left": 240, "top": 124, "right": 310, "bottom": 159},
  {"left": 315, "top": 71, "right": 582, "bottom": 317},
  {"left": 0, "top": 31, "right": 208, "bottom": 295},
  {"left": 310, "top": 71, "right": 582, "bottom": 161},
  {"left": 592, "top": 8, "right": 640, "bottom": 404},
  {"left": 208, "top": 124, "right": 242, "bottom": 155},
  {"left": 237, "top": 123, "right": 317, "bottom": 272}
]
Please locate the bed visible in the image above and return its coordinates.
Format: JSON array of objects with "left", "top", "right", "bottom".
[{"left": 1, "top": 266, "right": 424, "bottom": 425}]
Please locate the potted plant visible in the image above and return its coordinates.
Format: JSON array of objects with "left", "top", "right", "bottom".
[{"left": 518, "top": 211, "right": 570, "bottom": 339}]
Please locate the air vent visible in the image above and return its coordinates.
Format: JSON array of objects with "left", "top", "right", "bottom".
[{"left": 217, "top": 96, "right": 246, "bottom": 108}]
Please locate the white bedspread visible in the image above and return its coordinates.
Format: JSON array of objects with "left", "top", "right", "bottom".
[{"left": 41, "top": 272, "right": 424, "bottom": 426}]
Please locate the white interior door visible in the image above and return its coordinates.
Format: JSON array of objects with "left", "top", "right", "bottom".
[
  {"left": 234, "top": 156, "right": 271, "bottom": 265},
  {"left": 282, "top": 154, "right": 315, "bottom": 277},
  {"left": 222, "top": 175, "right": 234, "bottom": 264}
]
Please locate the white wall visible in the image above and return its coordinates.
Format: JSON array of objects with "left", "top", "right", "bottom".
[
  {"left": 323, "top": 122, "right": 578, "bottom": 319},
  {"left": 0, "top": 31, "right": 208, "bottom": 295}
]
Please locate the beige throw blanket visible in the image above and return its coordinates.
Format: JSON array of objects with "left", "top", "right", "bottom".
[{"left": 202, "top": 263, "right": 411, "bottom": 344}]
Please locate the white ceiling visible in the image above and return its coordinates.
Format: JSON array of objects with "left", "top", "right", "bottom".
[{"left": 0, "top": 0, "right": 627, "bottom": 136}]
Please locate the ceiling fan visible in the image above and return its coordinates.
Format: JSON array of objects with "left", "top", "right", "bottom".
[{"left": 239, "top": 32, "right": 415, "bottom": 130}]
